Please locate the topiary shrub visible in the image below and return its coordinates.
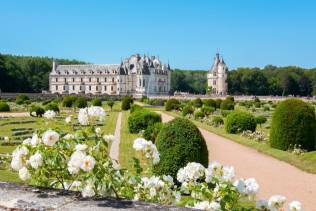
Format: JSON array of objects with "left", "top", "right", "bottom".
[
  {"left": 220, "top": 100, "right": 234, "bottom": 110},
  {"left": 92, "top": 98, "right": 102, "bottom": 106},
  {"left": 193, "top": 98, "right": 203, "bottom": 108},
  {"left": 143, "top": 122, "right": 163, "bottom": 143},
  {"left": 255, "top": 115, "right": 267, "bottom": 127},
  {"left": 45, "top": 103, "right": 60, "bottom": 113},
  {"left": 201, "top": 106, "right": 215, "bottom": 116},
  {"left": 130, "top": 104, "right": 142, "bottom": 113},
  {"left": 182, "top": 105, "right": 194, "bottom": 116},
  {"left": 30, "top": 105, "right": 45, "bottom": 117},
  {"left": 226, "top": 96, "right": 234, "bottom": 102},
  {"left": 0, "top": 102, "right": 10, "bottom": 112},
  {"left": 194, "top": 111, "right": 205, "bottom": 120},
  {"left": 211, "top": 116, "right": 224, "bottom": 127},
  {"left": 75, "top": 97, "right": 87, "bottom": 108},
  {"left": 153, "top": 118, "right": 208, "bottom": 179},
  {"left": 263, "top": 105, "right": 270, "bottom": 111},
  {"left": 203, "top": 99, "right": 216, "bottom": 108},
  {"left": 165, "top": 99, "right": 180, "bottom": 111},
  {"left": 270, "top": 99, "right": 316, "bottom": 151},
  {"left": 215, "top": 99, "right": 222, "bottom": 109},
  {"left": 16, "top": 95, "right": 30, "bottom": 105},
  {"left": 225, "top": 111, "right": 257, "bottom": 134},
  {"left": 121, "top": 96, "right": 133, "bottom": 110},
  {"left": 128, "top": 110, "right": 161, "bottom": 133},
  {"left": 62, "top": 96, "right": 77, "bottom": 107}
]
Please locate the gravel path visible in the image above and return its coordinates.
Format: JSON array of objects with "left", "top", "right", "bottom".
[
  {"left": 110, "top": 112, "right": 122, "bottom": 168},
  {"left": 0, "top": 112, "right": 30, "bottom": 118},
  {"left": 156, "top": 111, "right": 316, "bottom": 210}
]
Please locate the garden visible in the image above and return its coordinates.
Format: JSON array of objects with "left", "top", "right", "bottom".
[{"left": 0, "top": 94, "right": 307, "bottom": 210}]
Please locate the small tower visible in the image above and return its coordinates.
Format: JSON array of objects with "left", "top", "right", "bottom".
[{"left": 207, "top": 53, "right": 228, "bottom": 95}]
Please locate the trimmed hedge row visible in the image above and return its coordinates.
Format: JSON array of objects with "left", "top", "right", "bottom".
[{"left": 128, "top": 110, "right": 161, "bottom": 133}]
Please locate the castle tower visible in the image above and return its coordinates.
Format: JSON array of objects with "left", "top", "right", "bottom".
[{"left": 207, "top": 53, "right": 228, "bottom": 95}]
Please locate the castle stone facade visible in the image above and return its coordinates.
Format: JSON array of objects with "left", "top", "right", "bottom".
[
  {"left": 207, "top": 53, "right": 228, "bottom": 95},
  {"left": 49, "top": 54, "right": 171, "bottom": 97}
]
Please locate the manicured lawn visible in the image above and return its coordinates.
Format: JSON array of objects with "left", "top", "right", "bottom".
[
  {"left": 165, "top": 111, "right": 316, "bottom": 174},
  {"left": 119, "top": 111, "right": 151, "bottom": 175}
]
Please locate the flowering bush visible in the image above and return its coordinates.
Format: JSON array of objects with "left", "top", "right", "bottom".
[
  {"left": 8, "top": 105, "right": 302, "bottom": 210},
  {"left": 241, "top": 130, "right": 267, "bottom": 142}
]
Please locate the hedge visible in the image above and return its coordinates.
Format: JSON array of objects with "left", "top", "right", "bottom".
[
  {"left": 0, "top": 102, "right": 10, "bottom": 112},
  {"left": 165, "top": 99, "right": 180, "bottom": 111}
]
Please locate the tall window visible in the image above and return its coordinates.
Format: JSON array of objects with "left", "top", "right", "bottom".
[
  {"left": 72, "top": 85, "right": 75, "bottom": 90},
  {"left": 81, "top": 78, "right": 83, "bottom": 82},
  {"left": 104, "top": 86, "right": 107, "bottom": 91},
  {"left": 55, "top": 78, "right": 58, "bottom": 82},
  {"left": 139, "top": 79, "right": 141, "bottom": 86},
  {"left": 143, "top": 79, "right": 145, "bottom": 87},
  {"left": 89, "top": 78, "right": 91, "bottom": 82},
  {"left": 105, "top": 77, "right": 107, "bottom": 82},
  {"left": 112, "top": 78, "right": 114, "bottom": 82},
  {"left": 56, "top": 85, "right": 58, "bottom": 90},
  {"left": 89, "top": 86, "right": 91, "bottom": 91},
  {"left": 96, "top": 86, "right": 98, "bottom": 91},
  {"left": 213, "top": 80, "right": 216, "bottom": 85},
  {"left": 64, "top": 78, "right": 66, "bottom": 83},
  {"left": 72, "top": 78, "right": 75, "bottom": 82},
  {"left": 97, "top": 78, "right": 99, "bottom": 83},
  {"left": 111, "top": 86, "right": 113, "bottom": 91}
]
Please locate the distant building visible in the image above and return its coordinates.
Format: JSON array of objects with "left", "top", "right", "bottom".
[
  {"left": 207, "top": 53, "right": 228, "bottom": 95},
  {"left": 49, "top": 54, "right": 171, "bottom": 97}
]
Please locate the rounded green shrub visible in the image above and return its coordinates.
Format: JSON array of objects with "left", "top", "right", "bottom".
[
  {"left": 270, "top": 99, "right": 316, "bottom": 151},
  {"left": 263, "top": 105, "right": 270, "bottom": 111},
  {"left": 220, "top": 100, "right": 234, "bottom": 110},
  {"left": 215, "top": 99, "right": 222, "bottom": 109},
  {"left": 194, "top": 111, "right": 205, "bottom": 119},
  {"left": 130, "top": 104, "right": 142, "bottom": 113},
  {"left": 92, "top": 98, "right": 102, "bottom": 106},
  {"left": 153, "top": 118, "right": 209, "bottom": 179},
  {"left": 226, "top": 96, "right": 234, "bottom": 102},
  {"left": 201, "top": 106, "right": 215, "bottom": 116},
  {"left": 30, "top": 105, "right": 45, "bottom": 117},
  {"left": 165, "top": 99, "right": 180, "bottom": 111},
  {"left": 62, "top": 96, "right": 77, "bottom": 107},
  {"left": 128, "top": 110, "right": 161, "bottom": 133},
  {"left": 182, "top": 105, "right": 194, "bottom": 116},
  {"left": 106, "top": 100, "right": 115, "bottom": 110},
  {"left": 121, "top": 96, "right": 133, "bottom": 110},
  {"left": 211, "top": 116, "right": 224, "bottom": 127},
  {"left": 193, "top": 98, "right": 203, "bottom": 108},
  {"left": 75, "top": 97, "right": 87, "bottom": 108},
  {"left": 143, "top": 122, "right": 163, "bottom": 143},
  {"left": 203, "top": 99, "right": 216, "bottom": 108},
  {"left": 225, "top": 111, "right": 256, "bottom": 134},
  {"left": 221, "top": 110, "right": 232, "bottom": 117},
  {"left": 0, "top": 102, "right": 10, "bottom": 112},
  {"left": 255, "top": 115, "right": 267, "bottom": 126},
  {"left": 45, "top": 103, "right": 60, "bottom": 113},
  {"left": 16, "top": 95, "right": 30, "bottom": 105}
]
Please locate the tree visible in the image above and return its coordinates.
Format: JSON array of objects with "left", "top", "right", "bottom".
[{"left": 107, "top": 100, "right": 114, "bottom": 111}]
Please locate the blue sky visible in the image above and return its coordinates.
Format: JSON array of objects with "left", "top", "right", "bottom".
[{"left": 1, "top": 0, "right": 316, "bottom": 70}]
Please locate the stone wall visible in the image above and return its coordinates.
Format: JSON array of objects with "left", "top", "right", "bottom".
[{"left": 0, "top": 182, "right": 193, "bottom": 210}]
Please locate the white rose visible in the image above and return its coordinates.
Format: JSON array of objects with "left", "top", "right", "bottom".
[
  {"left": 29, "top": 152, "right": 43, "bottom": 169},
  {"left": 63, "top": 134, "right": 75, "bottom": 140},
  {"left": 82, "top": 184, "right": 95, "bottom": 197},
  {"left": 23, "top": 138, "right": 32, "bottom": 145},
  {"left": 75, "top": 144, "right": 88, "bottom": 151},
  {"left": 42, "top": 130, "right": 59, "bottom": 146},
  {"left": 78, "top": 108, "right": 89, "bottom": 125},
  {"left": 68, "top": 150, "right": 86, "bottom": 174},
  {"left": 65, "top": 116, "right": 72, "bottom": 124},
  {"left": 19, "top": 167, "right": 31, "bottom": 181},
  {"left": 95, "top": 127, "right": 101, "bottom": 137},
  {"left": 268, "top": 195, "right": 287, "bottom": 210},
  {"left": 80, "top": 155, "right": 96, "bottom": 172},
  {"left": 11, "top": 157, "right": 24, "bottom": 171},
  {"left": 4, "top": 136, "right": 9, "bottom": 141},
  {"left": 31, "top": 133, "right": 41, "bottom": 146}
]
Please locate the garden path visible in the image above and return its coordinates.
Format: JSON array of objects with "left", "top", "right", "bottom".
[
  {"left": 0, "top": 112, "right": 29, "bottom": 118},
  {"left": 156, "top": 111, "right": 316, "bottom": 211},
  {"left": 110, "top": 112, "right": 122, "bottom": 168}
]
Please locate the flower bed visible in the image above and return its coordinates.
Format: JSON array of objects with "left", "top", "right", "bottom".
[{"left": 7, "top": 106, "right": 302, "bottom": 211}]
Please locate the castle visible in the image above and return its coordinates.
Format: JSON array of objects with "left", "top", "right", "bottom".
[
  {"left": 207, "top": 53, "right": 228, "bottom": 95},
  {"left": 49, "top": 54, "right": 171, "bottom": 97}
]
